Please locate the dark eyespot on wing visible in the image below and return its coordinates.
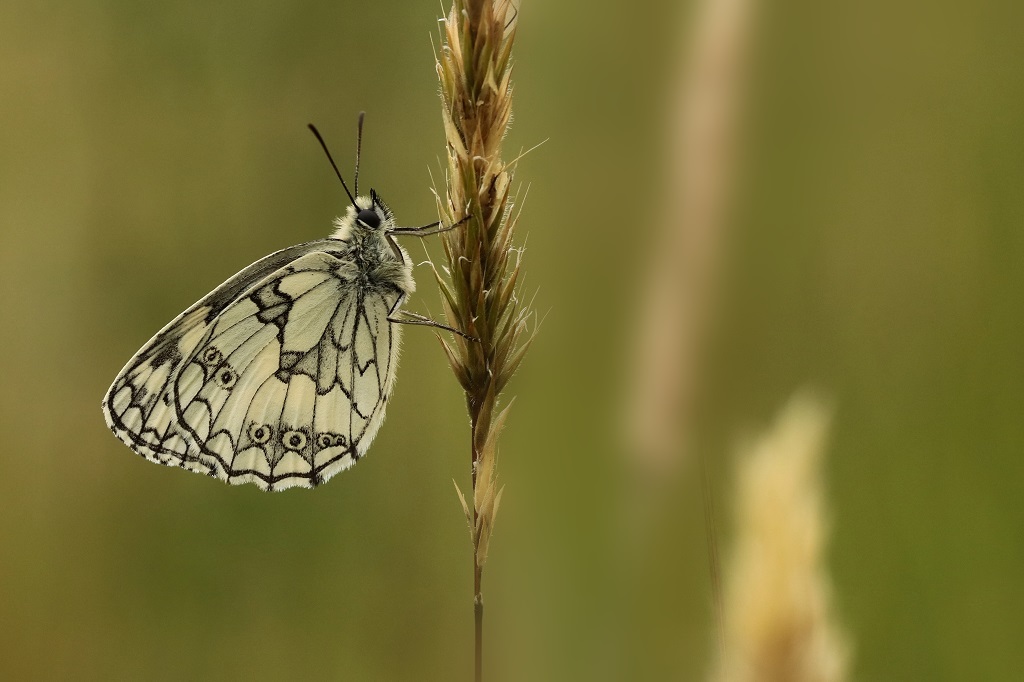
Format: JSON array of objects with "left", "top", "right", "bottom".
[
  {"left": 215, "top": 366, "right": 237, "bottom": 389},
  {"left": 282, "top": 430, "right": 307, "bottom": 450},
  {"left": 201, "top": 347, "right": 223, "bottom": 366},
  {"left": 248, "top": 422, "right": 273, "bottom": 445}
]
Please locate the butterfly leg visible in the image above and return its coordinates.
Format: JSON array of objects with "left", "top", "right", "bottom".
[
  {"left": 388, "top": 215, "right": 471, "bottom": 238},
  {"left": 387, "top": 294, "right": 478, "bottom": 341},
  {"left": 381, "top": 217, "right": 470, "bottom": 265}
]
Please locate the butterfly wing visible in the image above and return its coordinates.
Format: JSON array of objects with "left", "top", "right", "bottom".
[{"left": 103, "top": 242, "right": 403, "bottom": 491}]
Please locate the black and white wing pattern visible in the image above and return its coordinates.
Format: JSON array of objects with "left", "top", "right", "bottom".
[{"left": 102, "top": 242, "right": 404, "bottom": 491}]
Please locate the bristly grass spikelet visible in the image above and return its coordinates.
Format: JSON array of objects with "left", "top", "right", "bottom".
[
  {"left": 432, "top": 0, "right": 535, "bottom": 679},
  {"left": 711, "top": 392, "right": 849, "bottom": 682}
]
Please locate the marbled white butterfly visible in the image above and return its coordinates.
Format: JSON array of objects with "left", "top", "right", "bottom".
[{"left": 102, "top": 116, "right": 467, "bottom": 491}]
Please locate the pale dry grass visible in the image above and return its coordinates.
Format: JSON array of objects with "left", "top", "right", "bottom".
[
  {"left": 619, "top": 0, "right": 758, "bottom": 663},
  {"left": 625, "top": 0, "right": 756, "bottom": 472},
  {"left": 711, "top": 393, "right": 849, "bottom": 682},
  {"left": 433, "top": 1, "right": 532, "bottom": 679}
]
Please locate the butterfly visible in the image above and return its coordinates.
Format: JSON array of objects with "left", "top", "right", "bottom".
[{"left": 102, "top": 116, "right": 468, "bottom": 491}]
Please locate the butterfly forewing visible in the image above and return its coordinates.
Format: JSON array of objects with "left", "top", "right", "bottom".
[{"left": 103, "top": 237, "right": 405, "bottom": 491}]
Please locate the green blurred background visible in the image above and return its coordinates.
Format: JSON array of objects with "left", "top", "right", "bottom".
[{"left": 1, "top": 0, "right": 1022, "bottom": 679}]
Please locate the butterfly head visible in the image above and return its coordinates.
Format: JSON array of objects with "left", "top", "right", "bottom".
[
  {"left": 356, "top": 190, "right": 393, "bottom": 229},
  {"left": 356, "top": 206, "right": 380, "bottom": 229},
  {"left": 333, "top": 190, "right": 394, "bottom": 241}
]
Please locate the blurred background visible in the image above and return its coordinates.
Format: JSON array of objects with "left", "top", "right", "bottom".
[{"left": 2, "top": 0, "right": 1022, "bottom": 679}]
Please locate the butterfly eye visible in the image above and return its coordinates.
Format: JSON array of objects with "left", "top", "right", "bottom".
[
  {"left": 201, "top": 347, "right": 222, "bottom": 365},
  {"left": 282, "top": 430, "right": 307, "bottom": 450},
  {"left": 248, "top": 423, "right": 272, "bottom": 445},
  {"left": 356, "top": 209, "right": 381, "bottom": 228},
  {"left": 215, "top": 366, "right": 237, "bottom": 389}
]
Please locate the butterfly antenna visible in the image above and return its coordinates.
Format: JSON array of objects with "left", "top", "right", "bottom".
[
  {"left": 307, "top": 123, "right": 357, "bottom": 208},
  {"left": 354, "top": 111, "right": 365, "bottom": 198}
]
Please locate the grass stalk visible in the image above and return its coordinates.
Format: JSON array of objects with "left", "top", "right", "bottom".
[
  {"left": 621, "top": 0, "right": 757, "bottom": 661},
  {"left": 434, "top": 1, "right": 531, "bottom": 679}
]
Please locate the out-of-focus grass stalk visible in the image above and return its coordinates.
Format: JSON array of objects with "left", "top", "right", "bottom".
[
  {"left": 619, "top": 0, "right": 757, "bottom": 662},
  {"left": 625, "top": 0, "right": 754, "bottom": 472},
  {"left": 711, "top": 393, "right": 849, "bottom": 682},
  {"left": 433, "top": 1, "right": 531, "bottom": 679}
]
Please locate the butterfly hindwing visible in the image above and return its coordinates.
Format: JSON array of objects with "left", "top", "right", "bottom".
[
  {"left": 103, "top": 242, "right": 330, "bottom": 476},
  {"left": 103, "top": 241, "right": 403, "bottom": 491},
  {"left": 351, "top": 289, "right": 402, "bottom": 453}
]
